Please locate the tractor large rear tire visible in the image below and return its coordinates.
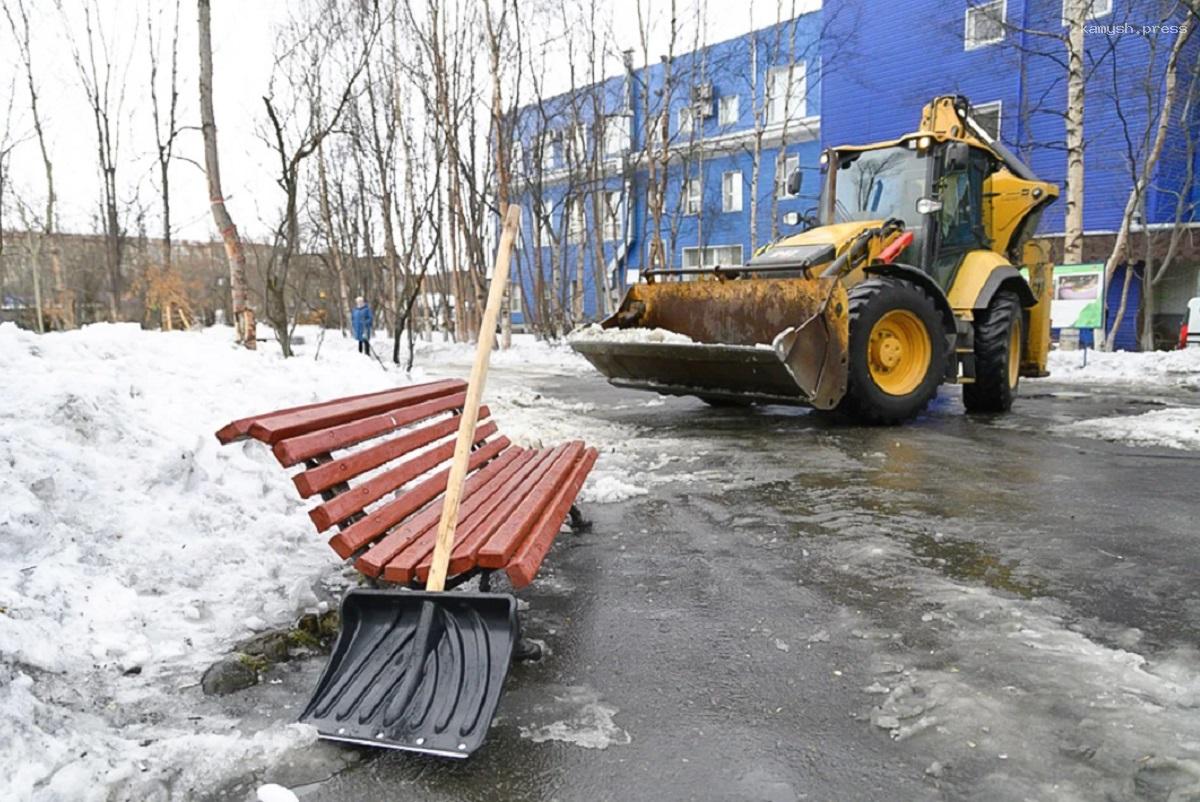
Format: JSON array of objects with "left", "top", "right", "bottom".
[
  {"left": 838, "top": 276, "right": 945, "bottom": 425},
  {"left": 963, "top": 290, "right": 1023, "bottom": 413}
]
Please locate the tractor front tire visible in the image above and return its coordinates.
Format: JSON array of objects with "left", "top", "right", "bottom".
[
  {"left": 838, "top": 276, "right": 946, "bottom": 425},
  {"left": 963, "top": 290, "right": 1024, "bottom": 414}
]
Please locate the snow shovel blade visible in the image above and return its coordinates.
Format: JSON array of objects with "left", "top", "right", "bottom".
[{"left": 300, "top": 588, "right": 518, "bottom": 758}]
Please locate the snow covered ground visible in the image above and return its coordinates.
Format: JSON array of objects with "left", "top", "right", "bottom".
[
  {"left": 0, "top": 322, "right": 625, "bottom": 801},
  {"left": 1046, "top": 347, "right": 1200, "bottom": 450},
  {"left": 3, "top": 321, "right": 1196, "bottom": 799},
  {"left": 1047, "top": 345, "right": 1200, "bottom": 390}
]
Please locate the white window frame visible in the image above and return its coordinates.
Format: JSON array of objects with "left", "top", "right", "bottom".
[
  {"left": 684, "top": 178, "right": 702, "bottom": 215},
  {"left": 603, "top": 190, "right": 623, "bottom": 241},
  {"left": 721, "top": 171, "right": 743, "bottom": 213},
  {"left": 509, "top": 280, "right": 523, "bottom": 314},
  {"left": 540, "top": 132, "right": 557, "bottom": 171},
  {"left": 678, "top": 106, "right": 695, "bottom": 138},
  {"left": 964, "top": 0, "right": 1006, "bottom": 50},
  {"left": 719, "top": 94, "right": 739, "bottom": 126},
  {"left": 567, "top": 196, "right": 586, "bottom": 243},
  {"left": 603, "top": 115, "right": 630, "bottom": 157},
  {"left": 972, "top": 100, "right": 1003, "bottom": 141},
  {"left": 1061, "top": 0, "right": 1111, "bottom": 25},
  {"left": 681, "top": 244, "right": 744, "bottom": 269},
  {"left": 776, "top": 155, "right": 800, "bottom": 199},
  {"left": 537, "top": 200, "right": 555, "bottom": 243},
  {"left": 766, "top": 62, "right": 807, "bottom": 125},
  {"left": 567, "top": 123, "right": 587, "bottom": 165}
]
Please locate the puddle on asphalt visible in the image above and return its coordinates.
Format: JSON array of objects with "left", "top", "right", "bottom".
[{"left": 911, "top": 533, "right": 1045, "bottom": 599}]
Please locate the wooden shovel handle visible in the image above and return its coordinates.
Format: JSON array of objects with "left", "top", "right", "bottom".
[{"left": 425, "top": 205, "right": 523, "bottom": 592}]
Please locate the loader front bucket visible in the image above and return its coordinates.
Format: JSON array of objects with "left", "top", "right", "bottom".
[
  {"left": 300, "top": 589, "right": 517, "bottom": 758},
  {"left": 571, "top": 277, "right": 850, "bottom": 408}
]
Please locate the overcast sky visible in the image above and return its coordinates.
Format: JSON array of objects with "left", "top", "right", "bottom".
[{"left": 0, "top": 0, "right": 819, "bottom": 242}]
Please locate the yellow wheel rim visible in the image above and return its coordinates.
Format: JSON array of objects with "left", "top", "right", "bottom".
[
  {"left": 868, "top": 309, "right": 932, "bottom": 396},
  {"left": 1008, "top": 317, "right": 1022, "bottom": 388}
]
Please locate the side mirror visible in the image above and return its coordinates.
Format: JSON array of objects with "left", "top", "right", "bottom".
[
  {"left": 916, "top": 197, "right": 943, "bottom": 215},
  {"left": 943, "top": 141, "right": 969, "bottom": 171},
  {"left": 786, "top": 168, "right": 802, "bottom": 196}
]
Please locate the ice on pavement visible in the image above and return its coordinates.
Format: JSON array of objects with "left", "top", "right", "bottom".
[
  {"left": 569, "top": 322, "right": 695, "bottom": 344},
  {"left": 0, "top": 322, "right": 630, "bottom": 800},
  {"left": 516, "top": 685, "right": 631, "bottom": 749}
]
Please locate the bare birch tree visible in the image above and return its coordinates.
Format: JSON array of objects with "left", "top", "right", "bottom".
[{"left": 198, "top": 0, "right": 255, "bottom": 348}]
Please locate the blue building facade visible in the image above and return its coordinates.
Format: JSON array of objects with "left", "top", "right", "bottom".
[{"left": 509, "top": 1, "right": 1199, "bottom": 346}]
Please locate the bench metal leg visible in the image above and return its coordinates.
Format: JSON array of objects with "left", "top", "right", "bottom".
[{"left": 567, "top": 504, "right": 592, "bottom": 533}]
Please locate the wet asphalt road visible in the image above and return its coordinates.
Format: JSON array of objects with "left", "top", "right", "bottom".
[{"left": 229, "top": 369, "right": 1200, "bottom": 802}]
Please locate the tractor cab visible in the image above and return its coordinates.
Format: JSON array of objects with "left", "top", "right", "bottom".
[{"left": 818, "top": 136, "right": 994, "bottom": 292}]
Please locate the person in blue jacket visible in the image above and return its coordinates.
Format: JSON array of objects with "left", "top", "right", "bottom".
[{"left": 351, "top": 295, "right": 373, "bottom": 356}]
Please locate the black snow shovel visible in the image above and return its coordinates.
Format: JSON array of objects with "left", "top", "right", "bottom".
[{"left": 299, "top": 206, "right": 524, "bottom": 758}]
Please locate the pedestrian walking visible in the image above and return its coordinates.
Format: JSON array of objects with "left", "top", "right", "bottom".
[{"left": 352, "top": 296, "right": 373, "bottom": 356}]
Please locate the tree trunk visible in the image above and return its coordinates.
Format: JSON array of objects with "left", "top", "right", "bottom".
[
  {"left": 198, "top": 0, "right": 255, "bottom": 348},
  {"left": 1063, "top": 6, "right": 1086, "bottom": 265}
]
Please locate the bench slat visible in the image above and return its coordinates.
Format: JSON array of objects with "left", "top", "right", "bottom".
[
  {"left": 247, "top": 379, "right": 465, "bottom": 444},
  {"left": 272, "top": 391, "right": 468, "bottom": 467},
  {"left": 414, "top": 445, "right": 564, "bottom": 582},
  {"left": 366, "top": 449, "right": 538, "bottom": 582},
  {"left": 215, "top": 386, "right": 410, "bottom": 444},
  {"left": 307, "top": 422, "right": 495, "bottom": 530},
  {"left": 293, "top": 411, "right": 492, "bottom": 498},
  {"left": 476, "top": 442, "right": 586, "bottom": 569},
  {"left": 328, "top": 436, "right": 510, "bottom": 559},
  {"left": 506, "top": 447, "right": 599, "bottom": 588},
  {"left": 374, "top": 451, "right": 552, "bottom": 583}
]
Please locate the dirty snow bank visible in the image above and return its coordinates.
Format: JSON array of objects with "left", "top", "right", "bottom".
[
  {"left": 0, "top": 321, "right": 648, "bottom": 799},
  {"left": 413, "top": 330, "right": 592, "bottom": 374},
  {"left": 0, "top": 323, "right": 406, "bottom": 800},
  {"left": 1060, "top": 406, "right": 1200, "bottom": 450},
  {"left": 1047, "top": 346, "right": 1200, "bottom": 390},
  {"left": 568, "top": 323, "right": 695, "bottom": 345}
]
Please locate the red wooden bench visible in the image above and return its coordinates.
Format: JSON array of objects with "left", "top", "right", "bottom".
[{"left": 216, "top": 378, "right": 597, "bottom": 589}]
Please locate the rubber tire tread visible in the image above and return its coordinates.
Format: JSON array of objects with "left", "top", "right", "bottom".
[
  {"left": 963, "top": 289, "right": 1022, "bottom": 413},
  {"left": 838, "top": 276, "right": 945, "bottom": 425}
]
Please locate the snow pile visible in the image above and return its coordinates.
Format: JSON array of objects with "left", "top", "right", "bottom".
[
  {"left": 0, "top": 321, "right": 650, "bottom": 799},
  {"left": 1061, "top": 407, "right": 1200, "bottom": 450},
  {"left": 568, "top": 323, "right": 695, "bottom": 345},
  {"left": 1046, "top": 346, "right": 1200, "bottom": 389},
  {"left": 0, "top": 322, "right": 403, "bottom": 800},
  {"left": 413, "top": 330, "right": 592, "bottom": 375}
]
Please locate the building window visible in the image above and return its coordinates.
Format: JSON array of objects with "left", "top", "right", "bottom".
[
  {"left": 567, "top": 196, "right": 586, "bottom": 243},
  {"left": 602, "top": 191, "right": 623, "bottom": 241},
  {"left": 972, "top": 101, "right": 1002, "bottom": 140},
  {"left": 604, "top": 115, "right": 630, "bottom": 157},
  {"left": 965, "top": 1, "right": 1005, "bottom": 49},
  {"left": 682, "top": 245, "right": 744, "bottom": 269},
  {"left": 511, "top": 141, "right": 524, "bottom": 175},
  {"left": 509, "top": 281, "right": 523, "bottom": 314},
  {"left": 1061, "top": 0, "right": 1111, "bottom": 25},
  {"left": 684, "top": 178, "right": 702, "bottom": 215},
  {"left": 540, "top": 132, "right": 556, "bottom": 171},
  {"left": 722, "top": 171, "right": 743, "bottom": 213},
  {"left": 566, "top": 123, "right": 587, "bottom": 164},
  {"left": 537, "top": 200, "right": 554, "bottom": 242},
  {"left": 719, "top": 94, "right": 739, "bottom": 126},
  {"left": 767, "top": 63, "right": 806, "bottom": 125},
  {"left": 678, "top": 106, "right": 695, "bottom": 138},
  {"left": 776, "top": 155, "right": 800, "bottom": 198}
]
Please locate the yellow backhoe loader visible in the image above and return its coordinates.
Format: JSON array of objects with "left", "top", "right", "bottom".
[{"left": 571, "top": 96, "right": 1058, "bottom": 423}]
